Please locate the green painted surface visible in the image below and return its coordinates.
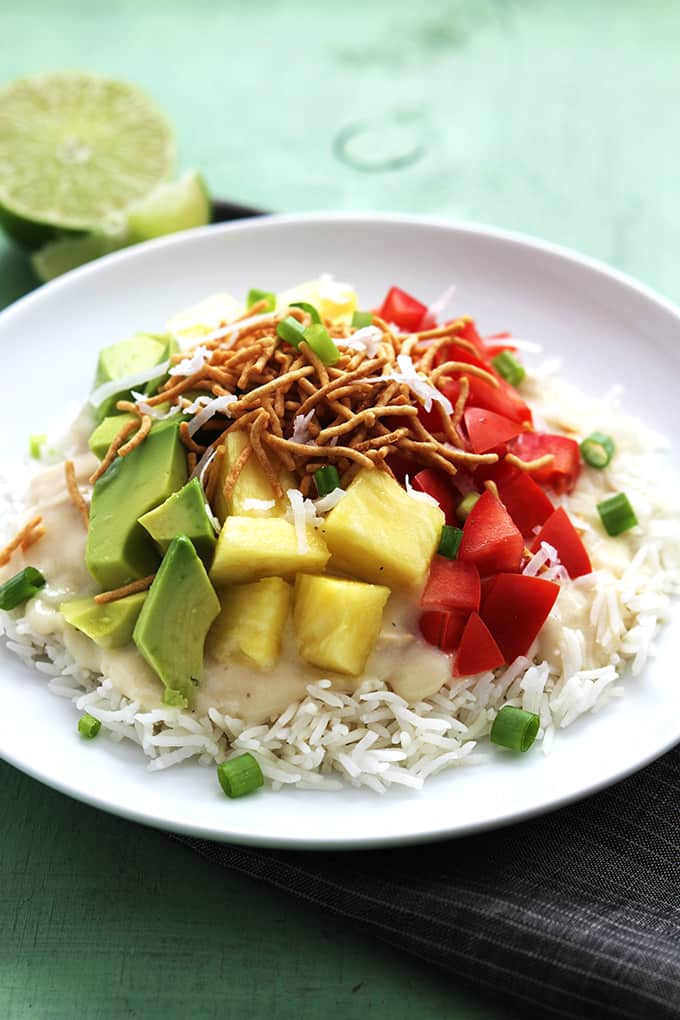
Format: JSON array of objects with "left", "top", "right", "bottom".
[{"left": 1, "top": 1, "right": 679, "bottom": 1017}]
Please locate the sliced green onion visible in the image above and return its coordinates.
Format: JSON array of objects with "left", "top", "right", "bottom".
[
  {"left": 490, "top": 705, "right": 539, "bottom": 752},
  {"left": 0, "top": 566, "right": 46, "bottom": 611},
  {"left": 314, "top": 465, "right": 341, "bottom": 498},
  {"left": 289, "top": 301, "right": 321, "bottom": 324},
  {"left": 597, "top": 492, "right": 638, "bottom": 537},
  {"left": 302, "top": 324, "right": 341, "bottom": 365},
  {"left": 580, "top": 431, "right": 615, "bottom": 469},
  {"left": 29, "top": 433, "right": 47, "bottom": 460},
  {"left": 78, "top": 713, "right": 101, "bottom": 739},
  {"left": 352, "top": 310, "right": 373, "bottom": 329},
  {"left": 246, "top": 288, "right": 276, "bottom": 312},
  {"left": 456, "top": 492, "right": 480, "bottom": 523},
  {"left": 276, "top": 316, "right": 306, "bottom": 348},
  {"left": 217, "top": 753, "right": 264, "bottom": 798},
  {"left": 492, "top": 351, "right": 526, "bottom": 387},
  {"left": 438, "top": 525, "right": 463, "bottom": 559}
]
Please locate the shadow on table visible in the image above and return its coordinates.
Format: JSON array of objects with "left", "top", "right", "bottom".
[{"left": 0, "top": 245, "right": 37, "bottom": 310}]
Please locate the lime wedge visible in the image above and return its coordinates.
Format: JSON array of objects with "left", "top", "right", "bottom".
[
  {"left": 0, "top": 72, "right": 174, "bottom": 247},
  {"left": 31, "top": 221, "right": 128, "bottom": 283},
  {"left": 127, "top": 171, "right": 210, "bottom": 242}
]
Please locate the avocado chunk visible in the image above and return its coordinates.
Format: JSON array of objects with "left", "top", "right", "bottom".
[
  {"left": 86, "top": 420, "right": 187, "bottom": 590},
  {"left": 92, "top": 332, "right": 178, "bottom": 422},
  {"left": 60, "top": 592, "right": 147, "bottom": 648},
  {"left": 88, "top": 413, "right": 137, "bottom": 459},
  {"left": 88, "top": 404, "right": 175, "bottom": 460},
  {"left": 133, "top": 535, "right": 220, "bottom": 707},
  {"left": 138, "top": 477, "right": 217, "bottom": 564}
]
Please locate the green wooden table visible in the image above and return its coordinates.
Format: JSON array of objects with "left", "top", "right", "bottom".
[{"left": 2, "top": 2, "right": 679, "bottom": 1017}]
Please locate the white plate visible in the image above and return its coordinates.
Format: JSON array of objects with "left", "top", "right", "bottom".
[{"left": 1, "top": 213, "right": 679, "bottom": 849}]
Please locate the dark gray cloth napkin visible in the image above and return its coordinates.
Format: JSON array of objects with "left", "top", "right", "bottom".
[
  {"left": 194, "top": 200, "right": 680, "bottom": 1019},
  {"left": 177, "top": 747, "right": 680, "bottom": 1020}
]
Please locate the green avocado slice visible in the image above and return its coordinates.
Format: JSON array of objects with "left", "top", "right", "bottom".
[
  {"left": 138, "top": 477, "right": 217, "bottom": 565},
  {"left": 92, "top": 333, "right": 167, "bottom": 422},
  {"left": 132, "top": 535, "right": 220, "bottom": 707},
  {"left": 86, "top": 420, "right": 187, "bottom": 590},
  {"left": 60, "top": 592, "right": 147, "bottom": 648}
]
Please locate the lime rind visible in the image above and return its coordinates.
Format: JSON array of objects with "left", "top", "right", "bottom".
[{"left": 0, "top": 71, "right": 174, "bottom": 245}]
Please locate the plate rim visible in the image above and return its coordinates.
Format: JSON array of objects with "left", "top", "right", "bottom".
[{"left": 1, "top": 211, "right": 679, "bottom": 850}]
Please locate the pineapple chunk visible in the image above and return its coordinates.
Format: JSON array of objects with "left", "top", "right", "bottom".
[
  {"left": 208, "top": 577, "right": 291, "bottom": 671},
  {"left": 213, "top": 430, "right": 294, "bottom": 522},
  {"left": 166, "top": 292, "right": 244, "bottom": 341},
  {"left": 210, "top": 517, "right": 330, "bottom": 585},
  {"left": 322, "top": 468, "right": 444, "bottom": 588},
  {"left": 276, "top": 278, "right": 358, "bottom": 325},
  {"left": 294, "top": 574, "right": 390, "bottom": 676}
]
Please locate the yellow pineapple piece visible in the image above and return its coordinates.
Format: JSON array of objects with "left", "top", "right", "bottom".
[
  {"left": 322, "top": 468, "right": 444, "bottom": 588},
  {"left": 166, "top": 293, "right": 244, "bottom": 341},
  {"left": 293, "top": 574, "right": 390, "bottom": 676},
  {"left": 213, "top": 431, "right": 294, "bottom": 523},
  {"left": 210, "top": 517, "right": 330, "bottom": 585},
  {"left": 276, "top": 278, "right": 358, "bottom": 326},
  {"left": 208, "top": 577, "right": 291, "bottom": 671}
]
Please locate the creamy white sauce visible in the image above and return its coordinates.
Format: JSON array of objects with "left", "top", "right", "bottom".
[{"left": 11, "top": 448, "right": 452, "bottom": 723}]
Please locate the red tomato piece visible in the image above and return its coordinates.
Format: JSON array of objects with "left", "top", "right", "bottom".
[
  {"left": 379, "top": 286, "right": 427, "bottom": 333},
  {"left": 458, "top": 491, "right": 524, "bottom": 577},
  {"left": 413, "top": 468, "right": 457, "bottom": 524},
  {"left": 464, "top": 407, "right": 523, "bottom": 454},
  {"left": 435, "top": 352, "right": 533, "bottom": 426},
  {"left": 456, "top": 318, "right": 487, "bottom": 356},
  {"left": 497, "top": 472, "right": 554, "bottom": 537},
  {"left": 484, "top": 332, "right": 517, "bottom": 358},
  {"left": 419, "top": 609, "right": 468, "bottom": 651},
  {"left": 453, "top": 612, "right": 505, "bottom": 677},
  {"left": 480, "top": 575, "right": 499, "bottom": 611},
  {"left": 481, "top": 573, "right": 559, "bottom": 662},
  {"left": 508, "top": 432, "right": 581, "bottom": 494},
  {"left": 420, "top": 557, "right": 481, "bottom": 613},
  {"left": 531, "top": 507, "right": 592, "bottom": 579}
]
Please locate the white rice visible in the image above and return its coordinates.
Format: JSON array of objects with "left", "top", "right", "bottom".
[{"left": 1, "top": 368, "right": 680, "bottom": 792}]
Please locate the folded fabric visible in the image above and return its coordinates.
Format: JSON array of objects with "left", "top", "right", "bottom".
[{"left": 178, "top": 745, "right": 679, "bottom": 1020}]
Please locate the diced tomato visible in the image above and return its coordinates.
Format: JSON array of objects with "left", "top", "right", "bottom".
[
  {"left": 481, "top": 574, "right": 559, "bottom": 662},
  {"left": 379, "top": 286, "right": 427, "bottom": 333},
  {"left": 435, "top": 355, "right": 533, "bottom": 426},
  {"left": 531, "top": 507, "right": 592, "bottom": 579},
  {"left": 456, "top": 318, "right": 487, "bottom": 356},
  {"left": 480, "top": 575, "right": 499, "bottom": 611},
  {"left": 419, "top": 609, "right": 468, "bottom": 651},
  {"left": 484, "top": 332, "right": 517, "bottom": 358},
  {"left": 413, "top": 469, "right": 456, "bottom": 524},
  {"left": 458, "top": 491, "right": 524, "bottom": 576},
  {"left": 508, "top": 432, "right": 581, "bottom": 494},
  {"left": 464, "top": 407, "right": 522, "bottom": 454},
  {"left": 497, "top": 472, "right": 554, "bottom": 537},
  {"left": 421, "top": 557, "right": 481, "bottom": 613},
  {"left": 453, "top": 612, "right": 505, "bottom": 677}
]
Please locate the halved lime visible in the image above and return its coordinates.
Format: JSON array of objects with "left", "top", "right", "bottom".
[
  {"left": 0, "top": 72, "right": 174, "bottom": 247},
  {"left": 126, "top": 171, "right": 210, "bottom": 242},
  {"left": 31, "top": 171, "right": 211, "bottom": 282}
]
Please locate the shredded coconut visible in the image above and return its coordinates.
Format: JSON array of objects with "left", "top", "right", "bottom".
[
  {"left": 340, "top": 326, "right": 383, "bottom": 358},
  {"left": 89, "top": 361, "right": 169, "bottom": 409},
  {"left": 292, "top": 410, "right": 316, "bottom": 445},
  {"left": 169, "top": 345, "right": 211, "bottom": 376},
  {"left": 185, "top": 394, "right": 237, "bottom": 436}
]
